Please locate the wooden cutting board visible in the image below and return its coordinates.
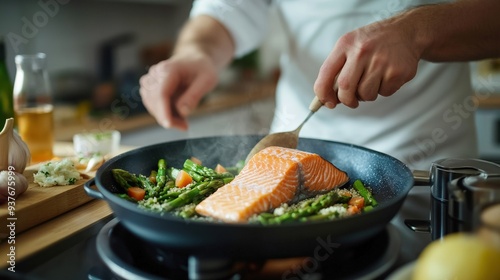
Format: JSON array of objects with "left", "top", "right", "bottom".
[{"left": 0, "top": 166, "right": 95, "bottom": 238}]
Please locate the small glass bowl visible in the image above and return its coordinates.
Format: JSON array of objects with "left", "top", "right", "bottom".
[{"left": 73, "top": 130, "right": 121, "bottom": 158}]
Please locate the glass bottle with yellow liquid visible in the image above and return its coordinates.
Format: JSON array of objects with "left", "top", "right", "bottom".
[{"left": 13, "top": 53, "right": 54, "bottom": 163}]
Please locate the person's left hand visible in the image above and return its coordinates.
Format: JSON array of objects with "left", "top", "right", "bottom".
[{"left": 314, "top": 15, "right": 422, "bottom": 109}]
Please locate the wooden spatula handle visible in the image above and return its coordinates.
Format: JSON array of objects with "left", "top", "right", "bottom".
[{"left": 309, "top": 96, "right": 323, "bottom": 112}]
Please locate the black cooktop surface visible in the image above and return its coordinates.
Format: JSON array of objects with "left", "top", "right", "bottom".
[{"left": 96, "top": 218, "right": 401, "bottom": 280}]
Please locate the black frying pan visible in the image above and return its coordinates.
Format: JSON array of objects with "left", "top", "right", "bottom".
[{"left": 84, "top": 135, "right": 413, "bottom": 259}]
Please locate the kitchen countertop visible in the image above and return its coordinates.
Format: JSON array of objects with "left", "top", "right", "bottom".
[
  {"left": 3, "top": 166, "right": 434, "bottom": 279},
  {"left": 0, "top": 142, "right": 135, "bottom": 270},
  {"left": 54, "top": 79, "right": 277, "bottom": 142}
]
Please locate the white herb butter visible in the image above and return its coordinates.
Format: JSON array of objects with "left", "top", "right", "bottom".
[{"left": 34, "top": 158, "right": 82, "bottom": 187}]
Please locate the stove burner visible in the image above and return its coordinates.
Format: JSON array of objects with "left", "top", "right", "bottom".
[{"left": 96, "top": 218, "right": 400, "bottom": 280}]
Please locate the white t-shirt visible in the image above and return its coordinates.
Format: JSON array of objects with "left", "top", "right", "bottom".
[{"left": 191, "top": 0, "right": 478, "bottom": 170}]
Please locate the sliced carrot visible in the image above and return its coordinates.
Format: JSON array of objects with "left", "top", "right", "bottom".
[
  {"left": 347, "top": 205, "right": 361, "bottom": 215},
  {"left": 175, "top": 170, "right": 193, "bottom": 188},
  {"left": 190, "top": 156, "right": 202, "bottom": 166},
  {"left": 348, "top": 196, "right": 365, "bottom": 209},
  {"left": 215, "top": 164, "right": 227, "bottom": 174},
  {"left": 127, "top": 187, "right": 146, "bottom": 201}
]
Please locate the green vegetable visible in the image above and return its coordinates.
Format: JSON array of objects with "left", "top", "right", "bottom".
[
  {"left": 113, "top": 158, "right": 375, "bottom": 224},
  {"left": 178, "top": 204, "right": 197, "bottom": 218},
  {"left": 137, "top": 174, "right": 159, "bottom": 199},
  {"left": 112, "top": 169, "right": 140, "bottom": 191},
  {"left": 156, "top": 159, "right": 167, "bottom": 188},
  {"left": 254, "top": 190, "right": 352, "bottom": 225},
  {"left": 353, "top": 179, "right": 378, "bottom": 207},
  {"left": 167, "top": 167, "right": 180, "bottom": 181},
  {"left": 363, "top": 205, "right": 374, "bottom": 212},
  {"left": 160, "top": 178, "right": 232, "bottom": 212},
  {"left": 112, "top": 159, "right": 237, "bottom": 215},
  {"left": 183, "top": 159, "right": 234, "bottom": 181},
  {"left": 117, "top": 193, "right": 136, "bottom": 202}
]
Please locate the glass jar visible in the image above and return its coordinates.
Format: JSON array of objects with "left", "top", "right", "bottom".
[{"left": 13, "top": 53, "right": 54, "bottom": 163}]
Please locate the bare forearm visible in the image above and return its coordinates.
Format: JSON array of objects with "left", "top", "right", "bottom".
[
  {"left": 410, "top": 0, "right": 500, "bottom": 62},
  {"left": 173, "top": 15, "right": 235, "bottom": 71}
]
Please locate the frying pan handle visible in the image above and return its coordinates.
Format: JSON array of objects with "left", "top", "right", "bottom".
[
  {"left": 84, "top": 178, "right": 104, "bottom": 199},
  {"left": 412, "top": 169, "right": 431, "bottom": 186},
  {"left": 406, "top": 170, "right": 432, "bottom": 234},
  {"left": 405, "top": 219, "right": 431, "bottom": 233}
]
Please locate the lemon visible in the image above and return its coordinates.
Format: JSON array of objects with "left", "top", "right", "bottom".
[{"left": 413, "top": 232, "right": 500, "bottom": 280}]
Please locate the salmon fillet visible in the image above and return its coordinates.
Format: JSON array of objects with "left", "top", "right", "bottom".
[{"left": 195, "top": 146, "right": 349, "bottom": 223}]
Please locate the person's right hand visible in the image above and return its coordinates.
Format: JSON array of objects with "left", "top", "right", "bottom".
[
  {"left": 314, "top": 14, "right": 421, "bottom": 109},
  {"left": 139, "top": 51, "right": 219, "bottom": 130}
]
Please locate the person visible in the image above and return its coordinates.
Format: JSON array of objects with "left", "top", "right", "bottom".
[{"left": 139, "top": 0, "right": 500, "bottom": 170}]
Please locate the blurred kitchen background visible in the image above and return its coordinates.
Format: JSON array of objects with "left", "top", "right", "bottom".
[{"left": 1, "top": 0, "right": 500, "bottom": 162}]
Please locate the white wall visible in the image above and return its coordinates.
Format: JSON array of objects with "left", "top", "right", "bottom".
[{"left": 0, "top": 0, "right": 192, "bottom": 81}]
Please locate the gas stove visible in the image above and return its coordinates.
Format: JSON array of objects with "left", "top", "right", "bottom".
[
  {"left": 10, "top": 157, "right": 500, "bottom": 279},
  {"left": 11, "top": 185, "right": 432, "bottom": 280},
  {"left": 94, "top": 218, "right": 401, "bottom": 280}
]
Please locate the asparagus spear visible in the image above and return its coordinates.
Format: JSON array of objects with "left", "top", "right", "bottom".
[
  {"left": 167, "top": 167, "right": 180, "bottom": 181},
  {"left": 256, "top": 191, "right": 348, "bottom": 225},
  {"left": 177, "top": 204, "right": 197, "bottom": 218},
  {"left": 183, "top": 159, "right": 234, "bottom": 180},
  {"left": 159, "top": 190, "right": 182, "bottom": 200},
  {"left": 161, "top": 178, "right": 232, "bottom": 211},
  {"left": 184, "top": 169, "right": 204, "bottom": 182},
  {"left": 156, "top": 159, "right": 167, "bottom": 188},
  {"left": 114, "top": 157, "right": 237, "bottom": 213},
  {"left": 137, "top": 174, "right": 159, "bottom": 199},
  {"left": 161, "top": 180, "right": 176, "bottom": 193},
  {"left": 112, "top": 169, "right": 140, "bottom": 191},
  {"left": 353, "top": 179, "right": 378, "bottom": 207}
]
